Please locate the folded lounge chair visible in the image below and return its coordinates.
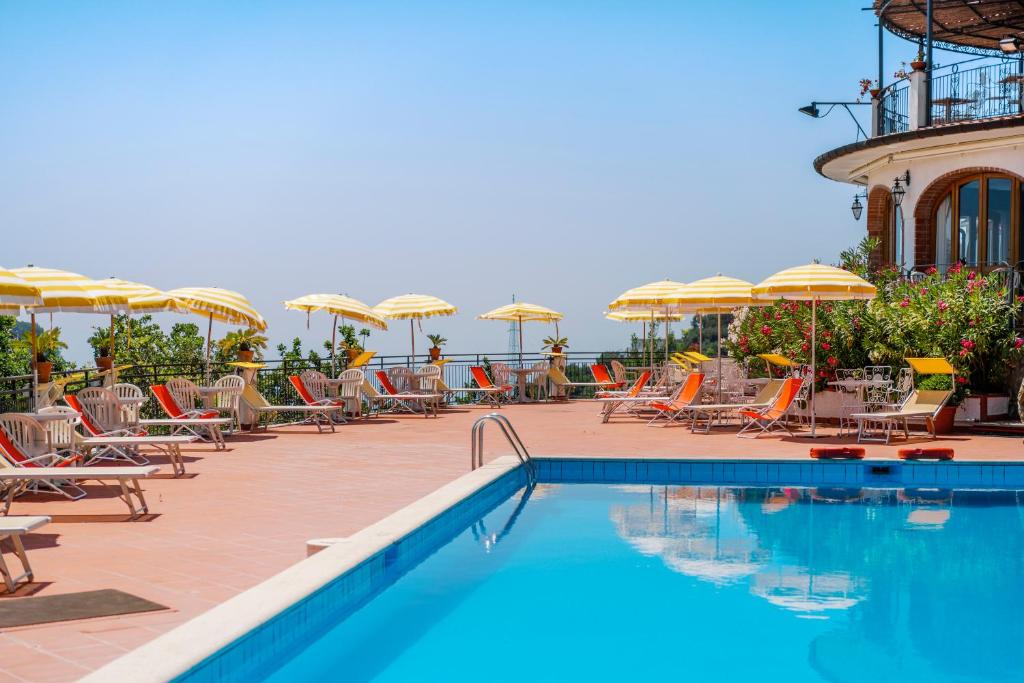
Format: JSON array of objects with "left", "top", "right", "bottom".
[
  {"left": 240, "top": 383, "right": 344, "bottom": 432},
  {"left": 647, "top": 373, "right": 706, "bottom": 426},
  {"left": 144, "top": 385, "right": 229, "bottom": 449},
  {"left": 736, "top": 377, "right": 804, "bottom": 439},
  {"left": 852, "top": 390, "right": 953, "bottom": 444}
]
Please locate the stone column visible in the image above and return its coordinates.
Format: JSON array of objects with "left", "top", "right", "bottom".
[{"left": 908, "top": 70, "right": 928, "bottom": 130}]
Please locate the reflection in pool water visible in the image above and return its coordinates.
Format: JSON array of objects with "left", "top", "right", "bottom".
[{"left": 265, "top": 484, "right": 1024, "bottom": 683}]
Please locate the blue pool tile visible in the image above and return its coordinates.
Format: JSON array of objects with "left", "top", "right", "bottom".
[
  {"left": 735, "top": 463, "right": 756, "bottom": 483},
  {"left": 691, "top": 463, "right": 712, "bottom": 482}
]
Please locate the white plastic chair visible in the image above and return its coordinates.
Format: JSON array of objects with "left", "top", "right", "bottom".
[{"left": 213, "top": 375, "right": 245, "bottom": 431}]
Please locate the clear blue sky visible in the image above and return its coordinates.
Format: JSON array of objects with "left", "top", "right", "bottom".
[{"left": 0, "top": 0, "right": 932, "bottom": 361}]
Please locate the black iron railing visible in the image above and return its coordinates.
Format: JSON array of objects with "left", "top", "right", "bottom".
[
  {"left": 0, "top": 350, "right": 656, "bottom": 415},
  {"left": 880, "top": 81, "right": 910, "bottom": 135},
  {"left": 929, "top": 61, "right": 1024, "bottom": 125}
]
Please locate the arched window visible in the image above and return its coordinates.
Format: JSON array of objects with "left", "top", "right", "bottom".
[{"left": 934, "top": 173, "right": 1022, "bottom": 271}]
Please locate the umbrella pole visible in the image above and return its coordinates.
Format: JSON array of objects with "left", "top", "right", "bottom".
[
  {"left": 331, "top": 314, "right": 338, "bottom": 376},
  {"left": 649, "top": 310, "right": 654, "bottom": 373},
  {"left": 697, "top": 315, "right": 702, "bottom": 355},
  {"left": 641, "top": 321, "right": 646, "bottom": 367},
  {"left": 109, "top": 315, "right": 115, "bottom": 361},
  {"left": 205, "top": 313, "right": 213, "bottom": 383},
  {"left": 30, "top": 312, "right": 37, "bottom": 405},
  {"left": 664, "top": 313, "right": 669, "bottom": 363},
  {"left": 804, "top": 299, "right": 824, "bottom": 439},
  {"left": 519, "top": 315, "right": 524, "bottom": 367},
  {"left": 410, "top": 319, "right": 415, "bottom": 368},
  {"left": 717, "top": 312, "right": 723, "bottom": 403}
]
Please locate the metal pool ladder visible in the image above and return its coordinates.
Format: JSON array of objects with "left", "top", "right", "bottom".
[{"left": 471, "top": 413, "right": 536, "bottom": 484}]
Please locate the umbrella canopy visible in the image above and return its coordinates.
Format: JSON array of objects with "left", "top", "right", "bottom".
[
  {"left": 752, "top": 264, "right": 876, "bottom": 437},
  {"left": 604, "top": 310, "right": 683, "bottom": 322},
  {"left": 284, "top": 294, "right": 387, "bottom": 374},
  {"left": 373, "top": 294, "right": 457, "bottom": 320},
  {"left": 11, "top": 266, "right": 128, "bottom": 314},
  {"left": 607, "top": 279, "right": 689, "bottom": 311},
  {"left": 373, "top": 294, "right": 457, "bottom": 362},
  {"left": 104, "top": 278, "right": 185, "bottom": 314},
  {"left": 751, "top": 264, "right": 876, "bottom": 301},
  {"left": 479, "top": 302, "right": 563, "bottom": 365},
  {"left": 674, "top": 275, "right": 764, "bottom": 401},
  {"left": 167, "top": 287, "right": 267, "bottom": 329},
  {"left": 284, "top": 294, "right": 387, "bottom": 330},
  {"left": 478, "top": 302, "right": 563, "bottom": 323},
  {"left": 608, "top": 280, "right": 689, "bottom": 364},
  {"left": 0, "top": 267, "right": 42, "bottom": 309}
]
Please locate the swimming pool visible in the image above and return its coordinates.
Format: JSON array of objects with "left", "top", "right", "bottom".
[
  {"left": 89, "top": 457, "right": 1024, "bottom": 683},
  {"left": 262, "top": 479, "right": 1022, "bottom": 681}
]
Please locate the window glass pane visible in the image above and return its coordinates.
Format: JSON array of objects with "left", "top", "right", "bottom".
[
  {"left": 894, "top": 207, "right": 904, "bottom": 266},
  {"left": 987, "top": 177, "right": 1012, "bottom": 265},
  {"left": 958, "top": 180, "right": 980, "bottom": 266},
  {"left": 936, "top": 194, "right": 952, "bottom": 271}
]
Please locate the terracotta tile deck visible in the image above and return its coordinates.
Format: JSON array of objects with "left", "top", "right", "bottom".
[{"left": 0, "top": 401, "right": 1021, "bottom": 681}]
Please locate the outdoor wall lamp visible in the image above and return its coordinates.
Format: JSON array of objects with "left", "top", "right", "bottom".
[
  {"left": 891, "top": 171, "right": 911, "bottom": 207},
  {"left": 798, "top": 101, "right": 869, "bottom": 140},
  {"left": 1000, "top": 37, "right": 1022, "bottom": 54},
  {"left": 851, "top": 192, "right": 866, "bottom": 221}
]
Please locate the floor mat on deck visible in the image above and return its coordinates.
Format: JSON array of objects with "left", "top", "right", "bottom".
[{"left": 0, "top": 589, "right": 168, "bottom": 628}]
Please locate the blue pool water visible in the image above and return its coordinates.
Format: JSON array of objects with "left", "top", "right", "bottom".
[{"left": 263, "top": 483, "right": 1024, "bottom": 682}]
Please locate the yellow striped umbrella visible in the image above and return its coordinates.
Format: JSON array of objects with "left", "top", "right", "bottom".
[
  {"left": 167, "top": 287, "right": 267, "bottom": 374},
  {"left": 608, "top": 280, "right": 689, "bottom": 365},
  {"left": 673, "top": 275, "right": 768, "bottom": 401},
  {"left": 753, "top": 264, "right": 876, "bottom": 437},
  {"left": 12, "top": 266, "right": 128, "bottom": 314},
  {"left": 373, "top": 294, "right": 457, "bottom": 361},
  {"left": 284, "top": 294, "right": 388, "bottom": 373},
  {"left": 479, "top": 302, "right": 563, "bottom": 364},
  {"left": 97, "top": 278, "right": 188, "bottom": 361},
  {"left": 105, "top": 278, "right": 185, "bottom": 314},
  {"left": 0, "top": 266, "right": 42, "bottom": 309},
  {"left": 9, "top": 266, "right": 130, "bottom": 388},
  {"left": 605, "top": 309, "right": 684, "bottom": 370}
]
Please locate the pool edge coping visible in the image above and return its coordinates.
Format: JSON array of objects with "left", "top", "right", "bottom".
[{"left": 80, "top": 454, "right": 523, "bottom": 683}]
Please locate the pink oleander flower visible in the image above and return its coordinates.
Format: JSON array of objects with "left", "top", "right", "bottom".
[
  {"left": 821, "top": 342, "right": 831, "bottom": 351},
  {"left": 961, "top": 339, "right": 974, "bottom": 350},
  {"left": 899, "top": 298, "right": 910, "bottom": 308},
  {"left": 761, "top": 325, "right": 772, "bottom": 336},
  {"left": 956, "top": 376, "right": 969, "bottom": 385},
  {"left": 827, "top": 356, "right": 838, "bottom": 366},
  {"left": 925, "top": 266, "right": 938, "bottom": 275},
  {"left": 774, "top": 312, "right": 782, "bottom": 321},
  {"left": 801, "top": 342, "right": 810, "bottom": 352},
  {"left": 937, "top": 300, "right": 949, "bottom": 312},
  {"left": 1015, "top": 338, "right": 1024, "bottom": 349},
  {"left": 959, "top": 349, "right": 969, "bottom": 357},
  {"left": 967, "top": 270, "right": 977, "bottom": 281},
  {"left": 950, "top": 262, "right": 962, "bottom": 274}
]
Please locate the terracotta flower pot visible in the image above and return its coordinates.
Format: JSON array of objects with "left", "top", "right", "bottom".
[
  {"left": 346, "top": 349, "right": 360, "bottom": 362},
  {"left": 869, "top": 88, "right": 882, "bottom": 99},
  {"left": 237, "top": 350, "right": 255, "bottom": 363},
  {"left": 96, "top": 356, "right": 113, "bottom": 371},
  {"left": 931, "top": 405, "right": 957, "bottom": 434},
  {"left": 550, "top": 345, "right": 563, "bottom": 354},
  {"left": 34, "top": 361, "right": 52, "bottom": 384},
  {"left": 429, "top": 347, "right": 441, "bottom": 361},
  {"left": 911, "top": 60, "right": 926, "bottom": 72}
]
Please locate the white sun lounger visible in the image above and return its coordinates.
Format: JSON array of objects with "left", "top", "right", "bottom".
[
  {"left": 79, "top": 435, "right": 196, "bottom": 477},
  {"left": 240, "top": 384, "right": 345, "bottom": 432},
  {"left": 0, "top": 466, "right": 160, "bottom": 518},
  {"left": 0, "top": 516, "right": 50, "bottom": 592},
  {"left": 139, "top": 417, "right": 232, "bottom": 450},
  {"left": 852, "top": 389, "right": 953, "bottom": 444}
]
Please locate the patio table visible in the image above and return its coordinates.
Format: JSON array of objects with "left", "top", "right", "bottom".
[
  {"left": 196, "top": 386, "right": 221, "bottom": 409},
  {"left": 509, "top": 367, "right": 541, "bottom": 403}
]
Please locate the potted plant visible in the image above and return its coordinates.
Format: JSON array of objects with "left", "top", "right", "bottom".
[
  {"left": 426, "top": 334, "right": 447, "bottom": 361},
  {"left": 543, "top": 336, "right": 569, "bottom": 354},
  {"left": 15, "top": 327, "right": 67, "bottom": 384},
  {"left": 337, "top": 325, "right": 362, "bottom": 363},
  {"left": 95, "top": 345, "right": 113, "bottom": 371},
  {"left": 218, "top": 328, "right": 268, "bottom": 362},
  {"left": 910, "top": 48, "right": 926, "bottom": 72}
]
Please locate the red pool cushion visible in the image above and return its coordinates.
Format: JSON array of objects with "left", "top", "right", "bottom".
[
  {"left": 898, "top": 447, "right": 954, "bottom": 461},
  {"left": 809, "top": 447, "right": 865, "bottom": 460}
]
